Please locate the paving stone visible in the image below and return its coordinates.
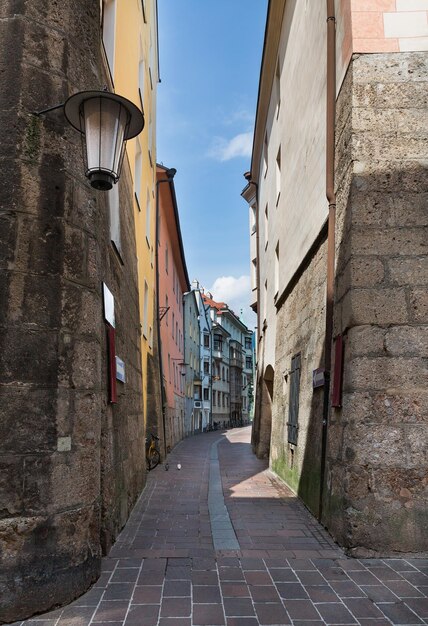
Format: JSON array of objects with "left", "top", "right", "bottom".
[
  {"left": 360, "top": 585, "right": 398, "bottom": 602},
  {"left": 226, "top": 619, "right": 259, "bottom": 626},
  {"left": 403, "top": 597, "right": 428, "bottom": 618},
  {"left": 192, "top": 585, "right": 222, "bottom": 603},
  {"left": 124, "top": 604, "right": 160, "bottom": 626},
  {"left": 221, "top": 583, "right": 251, "bottom": 598},
  {"left": 306, "top": 585, "right": 340, "bottom": 602},
  {"left": 253, "top": 602, "right": 291, "bottom": 625},
  {"left": 192, "top": 570, "right": 219, "bottom": 585},
  {"left": 248, "top": 585, "right": 281, "bottom": 602},
  {"left": 160, "top": 597, "right": 191, "bottom": 618},
  {"left": 276, "top": 582, "right": 310, "bottom": 599},
  {"left": 93, "top": 602, "right": 129, "bottom": 622},
  {"left": 377, "top": 601, "right": 424, "bottom": 624},
  {"left": 284, "top": 599, "right": 322, "bottom": 620},
  {"left": 163, "top": 580, "right": 191, "bottom": 597},
  {"left": 132, "top": 585, "right": 162, "bottom": 604},
  {"left": 193, "top": 603, "right": 225, "bottom": 625},
  {"left": 384, "top": 579, "right": 423, "bottom": 598},
  {"left": 343, "top": 598, "right": 384, "bottom": 618},
  {"left": 244, "top": 571, "right": 272, "bottom": 585},
  {"left": 315, "top": 602, "right": 358, "bottom": 624},
  {"left": 269, "top": 568, "right": 298, "bottom": 583},
  {"left": 223, "top": 598, "right": 255, "bottom": 617}
]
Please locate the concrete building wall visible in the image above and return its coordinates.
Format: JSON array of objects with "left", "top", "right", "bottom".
[{"left": 0, "top": 0, "right": 146, "bottom": 620}]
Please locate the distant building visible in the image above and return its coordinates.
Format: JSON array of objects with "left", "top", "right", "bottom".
[
  {"left": 193, "top": 283, "right": 212, "bottom": 431},
  {"left": 203, "top": 294, "right": 253, "bottom": 428},
  {"left": 242, "top": 0, "right": 428, "bottom": 556},
  {"left": 183, "top": 290, "right": 201, "bottom": 436},
  {"left": 157, "top": 165, "right": 190, "bottom": 451}
]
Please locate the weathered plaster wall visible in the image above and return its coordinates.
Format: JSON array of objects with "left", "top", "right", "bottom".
[
  {"left": 324, "top": 52, "right": 428, "bottom": 555},
  {"left": 0, "top": 0, "right": 145, "bottom": 620}
]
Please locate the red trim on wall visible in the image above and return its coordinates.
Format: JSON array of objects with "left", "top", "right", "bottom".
[{"left": 107, "top": 324, "right": 117, "bottom": 404}]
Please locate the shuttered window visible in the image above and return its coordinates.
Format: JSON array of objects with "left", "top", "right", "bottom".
[{"left": 287, "top": 353, "right": 301, "bottom": 445}]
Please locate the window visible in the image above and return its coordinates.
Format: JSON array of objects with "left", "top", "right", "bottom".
[
  {"left": 226, "top": 368, "right": 229, "bottom": 382},
  {"left": 251, "top": 204, "right": 256, "bottom": 234},
  {"left": 276, "top": 146, "right": 281, "bottom": 205},
  {"left": 251, "top": 259, "right": 257, "bottom": 288},
  {"left": 264, "top": 204, "right": 268, "bottom": 249},
  {"left": 175, "top": 321, "right": 178, "bottom": 345},
  {"left": 138, "top": 40, "right": 144, "bottom": 108},
  {"left": 102, "top": 0, "right": 116, "bottom": 77},
  {"left": 263, "top": 280, "right": 268, "bottom": 323},
  {"left": 145, "top": 190, "right": 151, "bottom": 244},
  {"left": 287, "top": 354, "right": 301, "bottom": 445},
  {"left": 204, "top": 361, "right": 209, "bottom": 375},
  {"left": 222, "top": 366, "right": 225, "bottom": 381},
  {"left": 214, "top": 334, "right": 223, "bottom": 351},
  {"left": 165, "top": 295, "right": 169, "bottom": 325},
  {"left": 165, "top": 245, "right": 168, "bottom": 273},
  {"left": 275, "top": 242, "right": 279, "bottom": 296},
  {"left": 148, "top": 115, "right": 153, "bottom": 165},
  {"left": 246, "top": 356, "right": 252, "bottom": 369},
  {"left": 172, "top": 313, "right": 175, "bottom": 339},
  {"left": 108, "top": 179, "right": 121, "bottom": 257},
  {"left": 275, "top": 59, "right": 281, "bottom": 118},
  {"left": 143, "top": 280, "right": 148, "bottom": 337},
  {"left": 168, "top": 354, "right": 171, "bottom": 382},
  {"left": 203, "top": 388, "right": 209, "bottom": 401},
  {"left": 245, "top": 337, "right": 252, "bottom": 350},
  {"left": 263, "top": 132, "right": 268, "bottom": 177},
  {"left": 203, "top": 333, "right": 210, "bottom": 348},
  {"left": 222, "top": 393, "right": 225, "bottom": 408},
  {"left": 213, "top": 391, "right": 216, "bottom": 406},
  {"left": 134, "top": 138, "right": 142, "bottom": 207}
]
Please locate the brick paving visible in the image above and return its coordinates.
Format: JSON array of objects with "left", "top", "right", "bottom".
[{"left": 10, "top": 426, "right": 428, "bottom": 626}]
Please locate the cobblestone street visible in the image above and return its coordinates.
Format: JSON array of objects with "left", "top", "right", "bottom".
[{"left": 11, "top": 427, "right": 428, "bottom": 626}]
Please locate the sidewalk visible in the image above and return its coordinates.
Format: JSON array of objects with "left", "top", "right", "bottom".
[{"left": 12, "top": 427, "right": 428, "bottom": 626}]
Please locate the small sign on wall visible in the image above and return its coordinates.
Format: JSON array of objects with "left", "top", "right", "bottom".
[
  {"left": 102, "top": 282, "right": 115, "bottom": 328},
  {"left": 312, "top": 367, "right": 325, "bottom": 389},
  {"left": 116, "top": 357, "right": 126, "bottom": 383}
]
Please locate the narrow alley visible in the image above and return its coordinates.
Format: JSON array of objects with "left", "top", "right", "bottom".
[{"left": 13, "top": 427, "right": 428, "bottom": 626}]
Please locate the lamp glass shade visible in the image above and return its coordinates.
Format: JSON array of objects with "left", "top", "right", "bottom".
[
  {"left": 83, "top": 97, "right": 129, "bottom": 190},
  {"left": 64, "top": 90, "right": 145, "bottom": 191}
]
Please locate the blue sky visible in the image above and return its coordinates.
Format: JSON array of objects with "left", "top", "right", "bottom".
[{"left": 156, "top": 0, "right": 267, "bottom": 329}]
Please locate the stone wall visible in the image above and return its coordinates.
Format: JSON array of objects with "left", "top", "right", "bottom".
[
  {"left": 0, "top": 0, "right": 146, "bottom": 620},
  {"left": 271, "top": 238, "right": 327, "bottom": 516},
  {"left": 324, "top": 52, "right": 428, "bottom": 556}
]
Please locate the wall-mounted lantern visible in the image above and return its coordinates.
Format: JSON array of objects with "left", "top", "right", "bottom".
[
  {"left": 64, "top": 91, "right": 144, "bottom": 190},
  {"left": 35, "top": 90, "right": 144, "bottom": 191}
]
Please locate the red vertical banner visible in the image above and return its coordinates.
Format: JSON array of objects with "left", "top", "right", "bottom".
[
  {"left": 331, "top": 334, "right": 344, "bottom": 408},
  {"left": 107, "top": 324, "right": 117, "bottom": 403}
]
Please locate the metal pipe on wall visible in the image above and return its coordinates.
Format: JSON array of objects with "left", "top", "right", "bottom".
[{"left": 319, "top": 0, "right": 337, "bottom": 521}]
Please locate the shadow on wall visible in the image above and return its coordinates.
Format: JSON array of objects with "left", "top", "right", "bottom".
[{"left": 251, "top": 365, "right": 274, "bottom": 460}]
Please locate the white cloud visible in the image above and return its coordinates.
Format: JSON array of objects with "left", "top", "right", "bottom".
[
  {"left": 208, "top": 275, "right": 256, "bottom": 330},
  {"left": 208, "top": 132, "right": 253, "bottom": 161}
]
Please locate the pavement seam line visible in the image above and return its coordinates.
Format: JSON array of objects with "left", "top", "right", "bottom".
[{"left": 208, "top": 437, "right": 240, "bottom": 553}]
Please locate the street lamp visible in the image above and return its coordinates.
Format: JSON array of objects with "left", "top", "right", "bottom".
[
  {"left": 35, "top": 90, "right": 144, "bottom": 191},
  {"left": 64, "top": 91, "right": 144, "bottom": 191}
]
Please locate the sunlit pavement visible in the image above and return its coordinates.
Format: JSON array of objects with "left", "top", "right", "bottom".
[{"left": 12, "top": 426, "right": 428, "bottom": 626}]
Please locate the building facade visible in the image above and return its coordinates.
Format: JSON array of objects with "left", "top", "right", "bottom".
[
  {"left": 0, "top": 0, "right": 156, "bottom": 620},
  {"left": 193, "top": 283, "right": 213, "bottom": 431},
  {"left": 243, "top": 0, "right": 428, "bottom": 556},
  {"left": 157, "top": 165, "right": 190, "bottom": 451},
  {"left": 183, "top": 290, "right": 201, "bottom": 436}
]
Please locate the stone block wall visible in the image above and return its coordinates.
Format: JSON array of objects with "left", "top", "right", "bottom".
[
  {"left": 324, "top": 52, "right": 428, "bottom": 556},
  {"left": 0, "top": 0, "right": 146, "bottom": 620},
  {"left": 271, "top": 237, "right": 327, "bottom": 517}
]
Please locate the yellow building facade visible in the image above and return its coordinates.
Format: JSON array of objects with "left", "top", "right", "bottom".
[{"left": 101, "top": 0, "right": 159, "bottom": 427}]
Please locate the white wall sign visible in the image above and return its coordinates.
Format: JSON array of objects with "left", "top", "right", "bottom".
[
  {"left": 116, "top": 356, "right": 125, "bottom": 383},
  {"left": 103, "top": 282, "right": 115, "bottom": 328}
]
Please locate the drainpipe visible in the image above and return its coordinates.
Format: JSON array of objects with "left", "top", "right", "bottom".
[
  {"left": 155, "top": 167, "right": 177, "bottom": 459},
  {"left": 319, "top": 0, "right": 337, "bottom": 521}
]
